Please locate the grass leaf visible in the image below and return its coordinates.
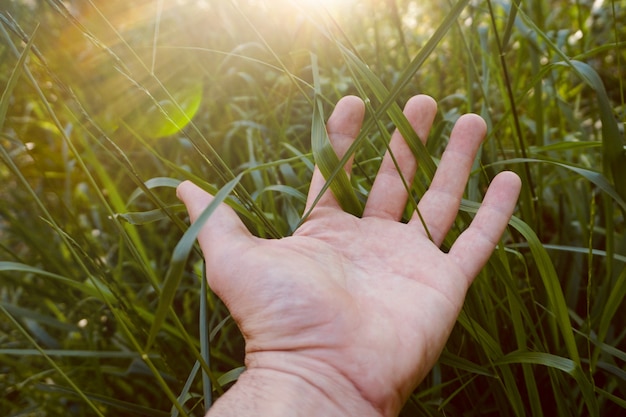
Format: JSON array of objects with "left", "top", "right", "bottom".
[
  {"left": 309, "top": 54, "right": 362, "bottom": 216},
  {"left": 0, "top": 262, "right": 114, "bottom": 301},
  {"left": 508, "top": 216, "right": 581, "bottom": 365},
  {"left": 146, "top": 174, "right": 243, "bottom": 350},
  {"left": 0, "top": 25, "right": 35, "bottom": 130}
]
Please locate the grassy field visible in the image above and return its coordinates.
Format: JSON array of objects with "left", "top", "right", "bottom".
[{"left": 1, "top": 0, "right": 625, "bottom": 415}]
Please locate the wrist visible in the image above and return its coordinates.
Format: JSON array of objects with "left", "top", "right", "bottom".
[{"left": 207, "top": 352, "right": 386, "bottom": 417}]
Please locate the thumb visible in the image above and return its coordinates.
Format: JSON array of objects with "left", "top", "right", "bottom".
[{"left": 176, "top": 180, "right": 255, "bottom": 265}]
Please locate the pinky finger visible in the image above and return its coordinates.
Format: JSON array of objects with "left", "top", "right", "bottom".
[{"left": 448, "top": 171, "right": 522, "bottom": 284}]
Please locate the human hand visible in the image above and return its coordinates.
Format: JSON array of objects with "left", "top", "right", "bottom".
[{"left": 177, "top": 95, "right": 521, "bottom": 417}]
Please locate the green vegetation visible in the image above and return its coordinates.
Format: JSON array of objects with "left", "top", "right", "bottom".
[{"left": 1, "top": 0, "right": 625, "bottom": 415}]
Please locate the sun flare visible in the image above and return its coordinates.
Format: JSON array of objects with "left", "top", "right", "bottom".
[{"left": 298, "top": 0, "right": 360, "bottom": 15}]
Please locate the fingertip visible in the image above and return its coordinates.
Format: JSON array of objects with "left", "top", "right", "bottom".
[
  {"left": 176, "top": 180, "right": 214, "bottom": 223},
  {"left": 447, "top": 170, "right": 521, "bottom": 281},
  {"left": 489, "top": 171, "right": 523, "bottom": 207},
  {"left": 404, "top": 94, "right": 437, "bottom": 122},
  {"left": 402, "top": 94, "right": 438, "bottom": 144},
  {"left": 495, "top": 170, "right": 522, "bottom": 190},
  {"left": 336, "top": 95, "right": 365, "bottom": 109},
  {"left": 406, "top": 94, "right": 437, "bottom": 112},
  {"left": 176, "top": 180, "right": 205, "bottom": 201},
  {"left": 177, "top": 180, "right": 256, "bottom": 251},
  {"left": 176, "top": 180, "right": 194, "bottom": 201},
  {"left": 455, "top": 113, "right": 487, "bottom": 138},
  {"left": 327, "top": 96, "right": 366, "bottom": 137}
]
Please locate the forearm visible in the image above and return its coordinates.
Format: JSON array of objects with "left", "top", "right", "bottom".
[{"left": 205, "top": 366, "right": 384, "bottom": 417}]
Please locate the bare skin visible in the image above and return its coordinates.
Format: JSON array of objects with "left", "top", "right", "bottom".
[{"left": 177, "top": 95, "right": 522, "bottom": 417}]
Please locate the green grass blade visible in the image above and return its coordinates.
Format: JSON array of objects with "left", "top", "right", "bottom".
[
  {"left": 490, "top": 157, "right": 626, "bottom": 213},
  {"left": 500, "top": 0, "right": 521, "bottom": 51},
  {"left": 0, "top": 303, "right": 76, "bottom": 337},
  {"left": 496, "top": 244, "right": 544, "bottom": 417},
  {"left": 494, "top": 351, "right": 599, "bottom": 415},
  {"left": 595, "top": 266, "right": 626, "bottom": 355},
  {"left": 172, "top": 361, "right": 200, "bottom": 417},
  {"left": 116, "top": 205, "right": 187, "bottom": 225},
  {"left": 509, "top": 244, "right": 626, "bottom": 264},
  {"left": 0, "top": 262, "right": 114, "bottom": 301},
  {"left": 0, "top": 349, "right": 155, "bottom": 359},
  {"left": 35, "top": 383, "right": 170, "bottom": 417},
  {"left": 596, "top": 388, "right": 626, "bottom": 409},
  {"left": 438, "top": 350, "right": 494, "bottom": 377},
  {"left": 217, "top": 366, "right": 246, "bottom": 387},
  {"left": 508, "top": 216, "right": 581, "bottom": 365},
  {"left": 200, "top": 265, "right": 213, "bottom": 410},
  {"left": 126, "top": 177, "right": 183, "bottom": 205},
  {"left": 310, "top": 54, "right": 362, "bottom": 216},
  {"left": 457, "top": 310, "right": 528, "bottom": 415},
  {"left": 0, "top": 26, "right": 35, "bottom": 130},
  {"left": 146, "top": 173, "right": 243, "bottom": 349}
]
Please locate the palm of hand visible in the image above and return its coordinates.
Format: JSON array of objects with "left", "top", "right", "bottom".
[
  {"left": 178, "top": 95, "right": 521, "bottom": 416},
  {"left": 238, "top": 210, "right": 468, "bottom": 411}
]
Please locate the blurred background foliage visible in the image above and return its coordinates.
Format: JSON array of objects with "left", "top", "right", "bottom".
[{"left": 1, "top": 0, "right": 625, "bottom": 415}]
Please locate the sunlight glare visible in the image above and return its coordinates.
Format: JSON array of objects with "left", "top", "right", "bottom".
[{"left": 299, "top": 0, "right": 359, "bottom": 15}]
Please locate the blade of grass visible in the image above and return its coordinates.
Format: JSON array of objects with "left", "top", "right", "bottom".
[
  {"left": 116, "top": 205, "right": 188, "bottom": 225},
  {"left": 508, "top": 244, "right": 626, "bottom": 264},
  {"left": 438, "top": 351, "right": 494, "bottom": 377},
  {"left": 496, "top": 243, "right": 544, "bottom": 417},
  {"left": 310, "top": 53, "right": 362, "bottom": 216},
  {"left": 0, "top": 22, "right": 195, "bottom": 412},
  {"left": 0, "top": 262, "right": 114, "bottom": 302},
  {"left": 0, "top": 303, "right": 77, "bottom": 333},
  {"left": 456, "top": 310, "right": 528, "bottom": 415},
  {"left": 200, "top": 265, "right": 213, "bottom": 410},
  {"left": 0, "top": 22, "right": 162, "bottom": 314},
  {"left": 35, "top": 383, "right": 170, "bottom": 417},
  {"left": 486, "top": 0, "right": 537, "bottom": 226},
  {"left": 488, "top": 157, "right": 626, "bottom": 213},
  {"left": 494, "top": 350, "right": 598, "bottom": 415},
  {"left": 127, "top": 177, "right": 183, "bottom": 205},
  {"left": 0, "top": 24, "right": 35, "bottom": 130},
  {"left": 217, "top": 366, "right": 246, "bottom": 387},
  {"left": 500, "top": 0, "right": 521, "bottom": 51},
  {"left": 0, "top": 349, "right": 157, "bottom": 359},
  {"left": 508, "top": 215, "right": 581, "bottom": 366},
  {"left": 595, "top": 388, "right": 626, "bottom": 409},
  {"left": 146, "top": 173, "right": 243, "bottom": 350},
  {"left": 594, "top": 266, "right": 626, "bottom": 363},
  {"left": 172, "top": 360, "right": 200, "bottom": 417}
]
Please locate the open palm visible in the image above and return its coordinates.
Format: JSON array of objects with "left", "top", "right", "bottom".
[{"left": 177, "top": 95, "right": 521, "bottom": 417}]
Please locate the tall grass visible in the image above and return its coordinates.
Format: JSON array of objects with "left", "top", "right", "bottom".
[{"left": 1, "top": 0, "right": 625, "bottom": 415}]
